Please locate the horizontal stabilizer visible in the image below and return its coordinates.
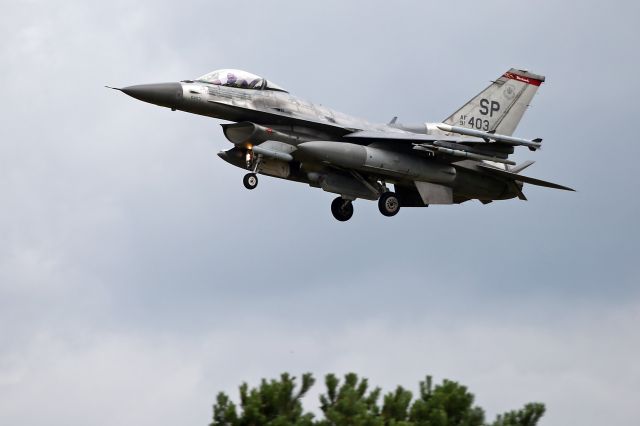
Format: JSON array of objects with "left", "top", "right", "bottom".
[{"left": 478, "top": 164, "right": 575, "bottom": 191}]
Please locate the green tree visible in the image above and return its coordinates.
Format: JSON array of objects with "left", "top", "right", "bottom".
[
  {"left": 211, "top": 373, "right": 315, "bottom": 426},
  {"left": 408, "top": 376, "right": 485, "bottom": 425},
  {"left": 490, "top": 403, "right": 545, "bottom": 426},
  {"left": 381, "top": 386, "right": 413, "bottom": 425},
  {"left": 318, "top": 373, "right": 382, "bottom": 426},
  {"left": 210, "top": 373, "right": 545, "bottom": 426}
]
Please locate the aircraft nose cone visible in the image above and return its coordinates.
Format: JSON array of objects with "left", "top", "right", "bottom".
[{"left": 121, "top": 82, "right": 182, "bottom": 108}]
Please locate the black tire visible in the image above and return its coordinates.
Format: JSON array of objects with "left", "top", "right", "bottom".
[
  {"left": 243, "top": 173, "right": 258, "bottom": 190},
  {"left": 378, "top": 192, "right": 400, "bottom": 217},
  {"left": 331, "top": 197, "right": 354, "bottom": 222}
]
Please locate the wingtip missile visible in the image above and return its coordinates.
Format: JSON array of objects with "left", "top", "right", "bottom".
[{"left": 436, "top": 123, "right": 542, "bottom": 150}]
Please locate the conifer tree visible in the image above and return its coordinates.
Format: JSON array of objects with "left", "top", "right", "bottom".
[{"left": 210, "top": 373, "right": 545, "bottom": 426}]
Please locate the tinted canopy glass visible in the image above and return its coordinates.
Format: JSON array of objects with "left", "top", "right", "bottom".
[{"left": 196, "top": 69, "right": 287, "bottom": 92}]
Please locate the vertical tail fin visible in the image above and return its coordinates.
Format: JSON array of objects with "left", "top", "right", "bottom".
[{"left": 443, "top": 68, "right": 545, "bottom": 136}]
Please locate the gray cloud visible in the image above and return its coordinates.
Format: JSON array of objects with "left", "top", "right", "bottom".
[
  {"left": 1, "top": 1, "right": 638, "bottom": 425},
  {"left": 1, "top": 302, "right": 637, "bottom": 425}
]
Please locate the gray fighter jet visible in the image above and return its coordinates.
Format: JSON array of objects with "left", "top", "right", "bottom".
[{"left": 109, "top": 68, "right": 573, "bottom": 221}]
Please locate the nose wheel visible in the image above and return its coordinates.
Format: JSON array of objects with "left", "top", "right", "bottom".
[
  {"left": 331, "top": 197, "right": 354, "bottom": 222},
  {"left": 243, "top": 173, "right": 258, "bottom": 190},
  {"left": 378, "top": 192, "right": 400, "bottom": 217}
]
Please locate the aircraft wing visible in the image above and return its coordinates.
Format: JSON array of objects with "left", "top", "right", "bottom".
[
  {"left": 344, "top": 130, "right": 516, "bottom": 165},
  {"left": 206, "top": 100, "right": 356, "bottom": 136},
  {"left": 344, "top": 130, "right": 485, "bottom": 144},
  {"left": 345, "top": 128, "right": 542, "bottom": 149},
  {"left": 346, "top": 130, "right": 574, "bottom": 191}
]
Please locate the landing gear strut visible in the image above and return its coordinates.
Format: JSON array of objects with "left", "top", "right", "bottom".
[
  {"left": 378, "top": 192, "right": 400, "bottom": 217},
  {"left": 243, "top": 150, "right": 261, "bottom": 190},
  {"left": 243, "top": 173, "right": 258, "bottom": 190},
  {"left": 331, "top": 197, "right": 354, "bottom": 222}
]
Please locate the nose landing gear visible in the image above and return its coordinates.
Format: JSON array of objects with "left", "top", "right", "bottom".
[
  {"left": 243, "top": 150, "right": 261, "bottom": 190},
  {"left": 243, "top": 173, "right": 258, "bottom": 190}
]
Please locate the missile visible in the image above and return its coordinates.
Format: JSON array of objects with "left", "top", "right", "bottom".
[
  {"left": 436, "top": 123, "right": 542, "bottom": 150},
  {"left": 413, "top": 144, "right": 516, "bottom": 165}
]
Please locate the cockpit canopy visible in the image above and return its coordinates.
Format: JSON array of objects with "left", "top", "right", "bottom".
[{"left": 195, "top": 69, "right": 288, "bottom": 92}]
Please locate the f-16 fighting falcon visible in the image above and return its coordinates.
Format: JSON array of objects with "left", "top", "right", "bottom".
[{"left": 108, "top": 68, "right": 573, "bottom": 221}]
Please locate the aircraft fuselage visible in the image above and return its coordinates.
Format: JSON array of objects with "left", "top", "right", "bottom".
[{"left": 112, "top": 68, "right": 569, "bottom": 220}]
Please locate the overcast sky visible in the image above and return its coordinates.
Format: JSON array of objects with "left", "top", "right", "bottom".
[{"left": 1, "top": 1, "right": 638, "bottom": 425}]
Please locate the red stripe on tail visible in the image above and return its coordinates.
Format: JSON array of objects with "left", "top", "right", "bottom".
[{"left": 503, "top": 72, "right": 543, "bottom": 86}]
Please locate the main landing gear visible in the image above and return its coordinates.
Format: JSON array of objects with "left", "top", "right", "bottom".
[
  {"left": 331, "top": 197, "right": 354, "bottom": 222},
  {"left": 378, "top": 191, "right": 400, "bottom": 217},
  {"left": 330, "top": 191, "right": 401, "bottom": 222}
]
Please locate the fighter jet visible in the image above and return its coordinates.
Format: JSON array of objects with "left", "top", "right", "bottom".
[{"left": 108, "top": 68, "right": 573, "bottom": 221}]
